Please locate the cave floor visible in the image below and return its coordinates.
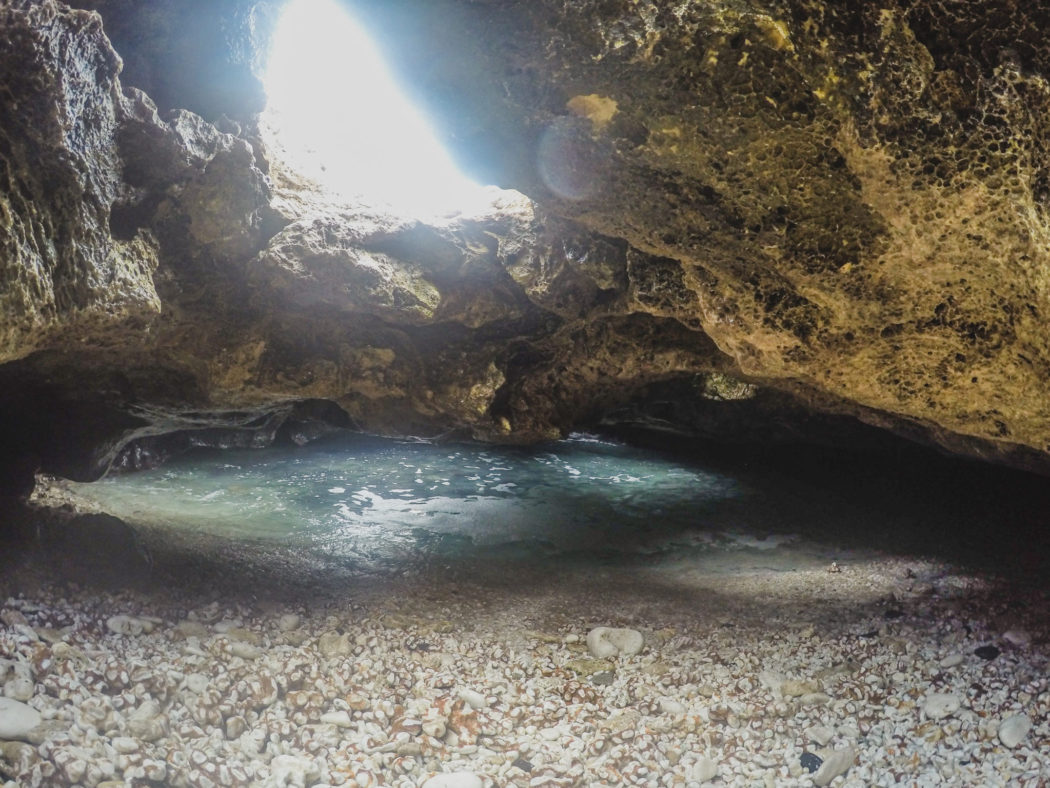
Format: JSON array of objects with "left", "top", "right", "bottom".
[{"left": 2, "top": 504, "right": 1049, "bottom": 787}]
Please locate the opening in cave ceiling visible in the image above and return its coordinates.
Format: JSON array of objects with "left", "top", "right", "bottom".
[{"left": 262, "top": 0, "right": 512, "bottom": 219}]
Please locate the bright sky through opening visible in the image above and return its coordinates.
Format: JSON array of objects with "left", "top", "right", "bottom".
[{"left": 264, "top": 0, "right": 496, "bottom": 218}]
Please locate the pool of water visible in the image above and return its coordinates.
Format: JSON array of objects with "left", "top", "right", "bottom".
[
  {"left": 64, "top": 433, "right": 872, "bottom": 574},
  {"left": 63, "top": 430, "right": 1050, "bottom": 579}
]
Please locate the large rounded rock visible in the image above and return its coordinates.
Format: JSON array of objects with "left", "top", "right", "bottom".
[
  {"left": 0, "top": 697, "right": 42, "bottom": 741},
  {"left": 586, "top": 627, "right": 644, "bottom": 658}
]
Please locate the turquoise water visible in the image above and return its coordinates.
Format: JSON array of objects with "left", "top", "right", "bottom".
[
  {"left": 66, "top": 433, "right": 854, "bottom": 573},
  {"left": 56, "top": 430, "right": 1050, "bottom": 580}
]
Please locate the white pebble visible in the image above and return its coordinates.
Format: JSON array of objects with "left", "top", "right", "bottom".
[
  {"left": 690, "top": 756, "right": 718, "bottom": 782},
  {"left": 106, "top": 615, "right": 152, "bottom": 636},
  {"left": 1003, "top": 629, "right": 1030, "bottom": 648},
  {"left": 586, "top": 627, "right": 644, "bottom": 658},
  {"left": 659, "top": 698, "right": 685, "bottom": 715},
  {"left": 111, "top": 737, "right": 139, "bottom": 754},
  {"left": 320, "top": 711, "right": 353, "bottom": 728},
  {"left": 812, "top": 747, "right": 856, "bottom": 787},
  {"left": 806, "top": 725, "right": 835, "bottom": 746},
  {"left": 278, "top": 614, "right": 301, "bottom": 631},
  {"left": 2, "top": 676, "right": 33, "bottom": 703},
  {"left": 457, "top": 689, "right": 488, "bottom": 710},
  {"left": 938, "top": 654, "right": 964, "bottom": 668},
  {"left": 0, "top": 698, "right": 42, "bottom": 741},
  {"left": 998, "top": 714, "right": 1031, "bottom": 748},
  {"left": 923, "top": 692, "right": 961, "bottom": 720},
  {"left": 228, "top": 642, "right": 262, "bottom": 659}
]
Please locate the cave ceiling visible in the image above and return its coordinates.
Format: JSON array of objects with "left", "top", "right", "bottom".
[{"left": 2, "top": 0, "right": 1050, "bottom": 488}]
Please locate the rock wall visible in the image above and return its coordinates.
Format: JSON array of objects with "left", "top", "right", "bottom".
[
  {"left": 2, "top": 0, "right": 1050, "bottom": 490},
  {"left": 353, "top": 0, "right": 1050, "bottom": 464}
]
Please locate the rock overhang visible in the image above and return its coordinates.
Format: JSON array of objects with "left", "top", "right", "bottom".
[{"left": 1, "top": 0, "right": 1050, "bottom": 493}]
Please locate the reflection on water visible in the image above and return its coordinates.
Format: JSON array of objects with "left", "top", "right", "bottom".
[
  {"left": 67, "top": 433, "right": 863, "bottom": 574},
  {"left": 55, "top": 429, "right": 1050, "bottom": 582}
]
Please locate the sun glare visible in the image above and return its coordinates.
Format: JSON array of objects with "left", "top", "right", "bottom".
[{"left": 263, "top": 0, "right": 497, "bottom": 218}]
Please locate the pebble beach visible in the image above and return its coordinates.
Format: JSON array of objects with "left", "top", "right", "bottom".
[{"left": 3, "top": 504, "right": 1050, "bottom": 788}]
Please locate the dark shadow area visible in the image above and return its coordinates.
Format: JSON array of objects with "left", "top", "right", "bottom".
[{"left": 600, "top": 425, "right": 1050, "bottom": 575}]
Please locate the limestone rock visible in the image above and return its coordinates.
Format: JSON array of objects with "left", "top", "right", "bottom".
[
  {"left": 689, "top": 756, "right": 718, "bottom": 783},
  {"left": 106, "top": 615, "right": 153, "bottom": 636},
  {"left": 586, "top": 627, "right": 644, "bottom": 658},
  {"left": 2, "top": 0, "right": 1050, "bottom": 484},
  {"left": 812, "top": 747, "right": 856, "bottom": 787},
  {"left": 127, "top": 700, "right": 167, "bottom": 742},
  {"left": 317, "top": 632, "right": 352, "bottom": 658},
  {"left": 923, "top": 692, "right": 962, "bottom": 720},
  {"left": 0, "top": 1, "right": 162, "bottom": 365},
  {"left": 998, "top": 714, "right": 1032, "bottom": 749},
  {"left": 0, "top": 698, "right": 41, "bottom": 741}
]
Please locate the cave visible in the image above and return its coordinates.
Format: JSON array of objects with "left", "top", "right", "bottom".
[{"left": 2, "top": 0, "right": 1050, "bottom": 785}]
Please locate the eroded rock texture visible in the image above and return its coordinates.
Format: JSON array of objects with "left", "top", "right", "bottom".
[
  {"left": 357, "top": 0, "right": 1050, "bottom": 463},
  {"left": 2, "top": 0, "right": 1050, "bottom": 490}
]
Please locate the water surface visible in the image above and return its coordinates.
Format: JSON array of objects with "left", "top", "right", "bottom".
[
  {"left": 66, "top": 433, "right": 860, "bottom": 574},
  {"left": 66, "top": 431, "right": 1050, "bottom": 579}
]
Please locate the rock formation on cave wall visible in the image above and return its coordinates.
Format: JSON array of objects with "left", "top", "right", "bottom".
[{"left": 1, "top": 0, "right": 1049, "bottom": 490}]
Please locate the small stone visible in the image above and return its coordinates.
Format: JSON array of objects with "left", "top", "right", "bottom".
[
  {"left": 658, "top": 698, "right": 685, "bottom": 715},
  {"left": 998, "top": 714, "right": 1032, "bottom": 748},
  {"left": 974, "top": 645, "right": 1000, "bottom": 660},
  {"left": 690, "top": 756, "right": 718, "bottom": 782},
  {"left": 805, "top": 725, "right": 835, "bottom": 747},
  {"left": 421, "top": 772, "right": 483, "bottom": 788},
  {"left": 225, "top": 716, "right": 247, "bottom": 740},
  {"left": 0, "top": 698, "right": 41, "bottom": 741},
  {"left": 128, "top": 700, "right": 167, "bottom": 742},
  {"left": 345, "top": 692, "right": 369, "bottom": 711},
  {"left": 566, "top": 658, "right": 614, "bottom": 677},
  {"left": 318, "top": 631, "right": 353, "bottom": 658},
  {"left": 224, "top": 627, "right": 259, "bottom": 645},
  {"left": 939, "top": 654, "right": 964, "bottom": 668},
  {"left": 812, "top": 747, "right": 856, "bottom": 787},
  {"left": 781, "top": 679, "right": 821, "bottom": 698},
  {"left": 111, "top": 737, "right": 139, "bottom": 754},
  {"left": 421, "top": 718, "right": 446, "bottom": 738},
  {"left": 184, "top": 673, "right": 210, "bottom": 694},
  {"left": 457, "top": 689, "right": 488, "bottom": 709},
  {"left": 2, "top": 676, "right": 33, "bottom": 703},
  {"left": 24, "top": 719, "right": 69, "bottom": 745},
  {"left": 0, "top": 741, "right": 38, "bottom": 773},
  {"left": 269, "top": 755, "right": 320, "bottom": 786},
  {"left": 106, "top": 615, "right": 152, "bottom": 636},
  {"left": 800, "top": 752, "right": 823, "bottom": 773},
  {"left": 320, "top": 711, "right": 352, "bottom": 728},
  {"left": 51, "top": 643, "right": 86, "bottom": 664},
  {"left": 277, "top": 614, "right": 301, "bottom": 631},
  {"left": 173, "top": 620, "right": 209, "bottom": 639},
  {"left": 228, "top": 642, "right": 261, "bottom": 659},
  {"left": 1002, "top": 629, "right": 1030, "bottom": 648},
  {"left": 590, "top": 670, "right": 615, "bottom": 686},
  {"left": 511, "top": 758, "right": 532, "bottom": 772},
  {"left": 586, "top": 627, "right": 644, "bottom": 658},
  {"left": 0, "top": 610, "right": 29, "bottom": 628},
  {"left": 923, "top": 692, "right": 962, "bottom": 720}
]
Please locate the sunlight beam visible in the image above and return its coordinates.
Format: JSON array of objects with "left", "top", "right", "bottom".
[{"left": 263, "top": 0, "right": 496, "bottom": 218}]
